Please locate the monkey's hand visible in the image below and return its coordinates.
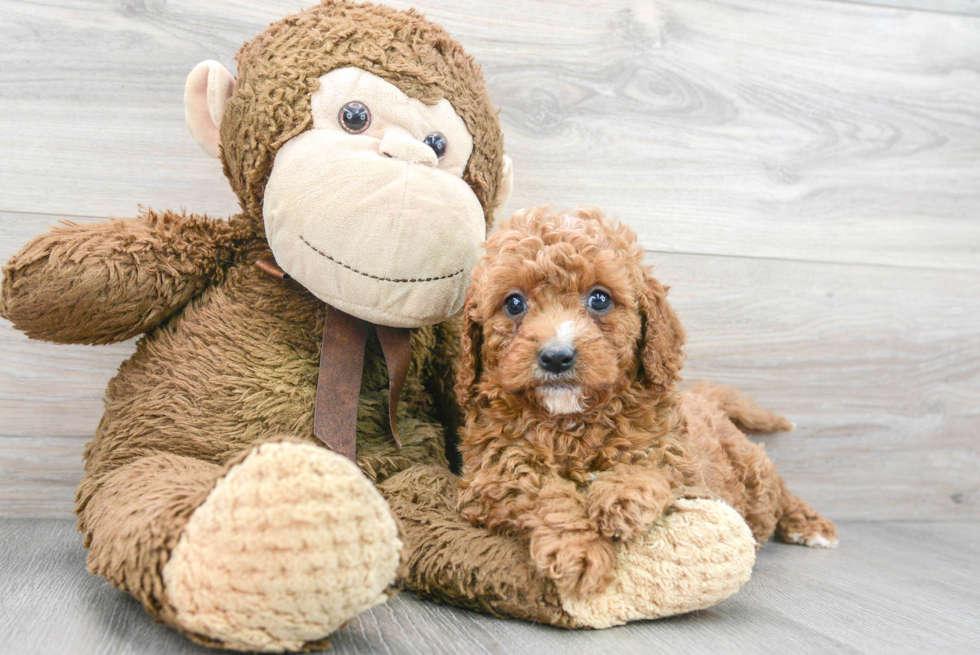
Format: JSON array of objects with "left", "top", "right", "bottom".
[
  {"left": 0, "top": 209, "right": 247, "bottom": 344},
  {"left": 588, "top": 466, "right": 674, "bottom": 542}
]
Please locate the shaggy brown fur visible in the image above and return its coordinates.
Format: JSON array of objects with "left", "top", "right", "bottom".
[
  {"left": 456, "top": 207, "right": 838, "bottom": 599},
  {"left": 0, "top": 2, "right": 520, "bottom": 648},
  {"left": 1, "top": 207, "right": 454, "bottom": 643},
  {"left": 379, "top": 465, "right": 580, "bottom": 628},
  {"left": 223, "top": 0, "right": 505, "bottom": 233}
]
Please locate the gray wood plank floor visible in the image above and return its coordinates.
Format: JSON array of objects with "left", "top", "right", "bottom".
[{"left": 1, "top": 519, "right": 977, "bottom": 655}]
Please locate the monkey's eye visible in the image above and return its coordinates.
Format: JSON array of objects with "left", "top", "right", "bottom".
[
  {"left": 423, "top": 132, "right": 447, "bottom": 159},
  {"left": 503, "top": 293, "right": 527, "bottom": 317},
  {"left": 587, "top": 289, "right": 613, "bottom": 313},
  {"left": 339, "top": 101, "right": 371, "bottom": 134}
]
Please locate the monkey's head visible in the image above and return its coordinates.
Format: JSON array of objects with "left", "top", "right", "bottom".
[{"left": 184, "top": 0, "right": 513, "bottom": 327}]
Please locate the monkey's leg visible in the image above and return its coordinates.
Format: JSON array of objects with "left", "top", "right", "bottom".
[
  {"left": 380, "top": 465, "right": 757, "bottom": 629},
  {"left": 78, "top": 439, "right": 401, "bottom": 652}
]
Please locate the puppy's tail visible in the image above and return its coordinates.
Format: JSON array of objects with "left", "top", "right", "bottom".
[{"left": 689, "top": 381, "right": 794, "bottom": 434}]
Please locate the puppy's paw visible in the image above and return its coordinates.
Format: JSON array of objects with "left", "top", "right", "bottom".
[
  {"left": 777, "top": 511, "right": 839, "bottom": 549},
  {"left": 782, "top": 531, "right": 839, "bottom": 548},
  {"left": 530, "top": 531, "right": 616, "bottom": 599},
  {"left": 779, "top": 518, "right": 839, "bottom": 548},
  {"left": 587, "top": 474, "right": 672, "bottom": 542},
  {"left": 589, "top": 493, "right": 663, "bottom": 542}
]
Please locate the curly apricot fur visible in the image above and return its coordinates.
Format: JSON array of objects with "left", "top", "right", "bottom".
[{"left": 456, "top": 207, "right": 838, "bottom": 597}]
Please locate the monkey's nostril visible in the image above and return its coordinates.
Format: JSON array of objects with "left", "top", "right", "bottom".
[{"left": 538, "top": 345, "right": 577, "bottom": 374}]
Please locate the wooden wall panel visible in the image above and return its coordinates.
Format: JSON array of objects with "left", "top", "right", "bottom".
[
  {"left": 1, "top": 0, "right": 978, "bottom": 269},
  {"left": 833, "top": 0, "right": 980, "bottom": 16},
  {"left": 1, "top": 0, "right": 978, "bottom": 519}
]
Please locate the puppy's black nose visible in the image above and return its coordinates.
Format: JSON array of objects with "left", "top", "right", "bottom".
[{"left": 538, "top": 345, "right": 577, "bottom": 374}]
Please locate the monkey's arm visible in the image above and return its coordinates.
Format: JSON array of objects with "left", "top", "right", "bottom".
[{"left": 0, "top": 209, "right": 249, "bottom": 344}]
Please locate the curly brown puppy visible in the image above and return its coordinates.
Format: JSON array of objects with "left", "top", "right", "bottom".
[{"left": 455, "top": 206, "right": 837, "bottom": 599}]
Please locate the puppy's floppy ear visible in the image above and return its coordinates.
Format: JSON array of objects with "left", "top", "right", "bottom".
[
  {"left": 454, "top": 288, "right": 484, "bottom": 408},
  {"left": 637, "top": 271, "right": 686, "bottom": 391}
]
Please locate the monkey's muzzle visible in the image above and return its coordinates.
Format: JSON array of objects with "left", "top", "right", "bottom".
[{"left": 263, "top": 129, "right": 486, "bottom": 328}]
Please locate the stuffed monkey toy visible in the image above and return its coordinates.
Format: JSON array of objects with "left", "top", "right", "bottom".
[{"left": 0, "top": 1, "right": 756, "bottom": 651}]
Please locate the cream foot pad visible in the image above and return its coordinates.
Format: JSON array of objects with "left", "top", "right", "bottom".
[
  {"left": 561, "top": 498, "right": 756, "bottom": 628},
  {"left": 163, "top": 442, "right": 401, "bottom": 652}
]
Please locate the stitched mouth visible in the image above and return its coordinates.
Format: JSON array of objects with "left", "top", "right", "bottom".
[{"left": 300, "top": 235, "right": 464, "bottom": 283}]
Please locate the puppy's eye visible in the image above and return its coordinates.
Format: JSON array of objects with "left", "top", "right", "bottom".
[
  {"left": 587, "top": 289, "right": 613, "bottom": 313},
  {"left": 503, "top": 293, "right": 527, "bottom": 317},
  {"left": 339, "top": 101, "right": 371, "bottom": 134},
  {"left": 423, "top": 132, "right": 447, "bottom": 159}
]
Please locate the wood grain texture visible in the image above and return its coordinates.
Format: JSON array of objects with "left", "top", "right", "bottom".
[
  {"left": 1, "top": 0, "right": 979, "bottom": 520},
  {"left": 2, "top": 518, "right": 978, "bottom": 654},
  {"left": 833, "top": 0, "right": 980, "bottom": 16},
  {"left": 4, "top": 206, "right": 978, "bottom": 519},
  {"left": 664, "top": 253, "right": 980, "bottom": 522},
  {"left": 0, "top": 0, "right": 978, "bottom": 269}
]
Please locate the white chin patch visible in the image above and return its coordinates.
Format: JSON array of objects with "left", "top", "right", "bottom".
[{"left": 538, "top": 385, "right": 584, "bottom": 415}]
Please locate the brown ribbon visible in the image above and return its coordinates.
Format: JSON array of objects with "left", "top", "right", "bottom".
[
  {"left": 314, "top": 308, "right": 369, "bottom": 461},
  {"left": 376, "top": 325, "right": 411, "bottom": 450},
  {"left": 255, "top": 257, "right": 291, "bottom": 281},
  {"left": 255, "top": 257, "right": 409, "bottom": 461}
]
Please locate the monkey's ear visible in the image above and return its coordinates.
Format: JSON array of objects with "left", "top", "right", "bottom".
[
  {"left": 493, "top": 155, "right": 515, "bottom": 221},
  {"left": 184, "top": 60, "right": 236, "bottom": 158}
]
